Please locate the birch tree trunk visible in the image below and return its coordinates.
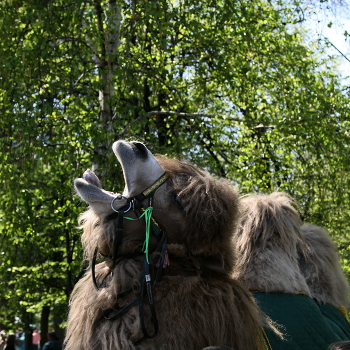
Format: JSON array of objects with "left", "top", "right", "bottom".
[{"left": 87, "top": 0, "right": 122, "bottom": 171}]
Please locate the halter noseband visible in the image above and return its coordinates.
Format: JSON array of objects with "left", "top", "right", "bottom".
[{"left": 91, "top": 172, "right": 169, "bottom": 340}]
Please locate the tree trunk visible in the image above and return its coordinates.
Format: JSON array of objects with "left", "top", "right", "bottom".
[
  {"left": 40, "top": 305, "right": 50, "bottom": 348},
  {"left": 23, "top": 313, "right": 33, "bottom": 350},
  {"left": 53, "top": 315, "right": 65, "bottom": 341},
  {"left": 90, "top": 0, "right": 122, "bottom": 172}
]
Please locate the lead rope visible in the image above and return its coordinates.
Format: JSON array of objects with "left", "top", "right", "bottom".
[{"left": 124, "top": 206, "right": 153, "bottom": 264}]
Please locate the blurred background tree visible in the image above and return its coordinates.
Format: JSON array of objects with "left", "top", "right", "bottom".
[{"left": 0, "top": 0, "right": 349, "bottom": 346}]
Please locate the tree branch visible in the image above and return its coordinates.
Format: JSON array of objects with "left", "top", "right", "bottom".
[
  {"left": 149, "top": 110, "right": 240, "bottom": 120},
  {"left": 93, "top": 0, "right": 106, "bottom": 60},
  {"left": 149, "top": 111, "right": 269, "bottom": 126},
  {"left": 324, "top": 37, "right": 350, "bottom": 63}
]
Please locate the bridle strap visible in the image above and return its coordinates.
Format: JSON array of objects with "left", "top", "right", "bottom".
[
  {"left": 92, "top": 203, "right": 130, "bottom": 291},
  {"left": 104, "top": 298, "right": 141, "bottom": 321},
  {"left": 103, "top": 232, "right": 167, "bottom": 339},
  {"left": 140, "top": 227, "right": 167, "bottom": 335},
  {"left": 112, "top": 208, "right": 125, "bottom": 269},
  {"left": 91, "top": 247, "right": 99, "bottom": 290},
  {"left": 91, "top": 172, "right": 169, "bottom": 340},
  {"left": 137, "top": 173, "right": 170, "bottom": 199},
  {"left": 101, "top": 239, "right": 166, "bottom": 340}
]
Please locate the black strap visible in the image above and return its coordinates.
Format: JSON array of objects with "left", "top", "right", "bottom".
[
  {"left": 112, "top": 209, "right": 124, "bottom": 269},
  {"left": 92, "top": 208, "right": 125, "bottom": 291},
  {"left": 104, "top": 298, "right": 141, "bottom": 321},
  {"left": 102, "top": 233, "right": 167, "bottom": 339},
  {"left": 91, "top": 247, "right": 135, "bottom": 296},
  {"left": 95, "top": 173, "right": 169, "bottom": 339},
  {"left": 153, "top": 233, "right": 168, "bottom": 284},
  {"left": 134, "top": 193, "right": 147, "bottom": 203},
  {"left": 139, "top": 259, "right": 159, "bottom": 338},
  {"left": 92, "top": 247, "right": 99, "bottom": 290},
  {"left": 139, "top": 233, "right": 167, "bottom": 338}
]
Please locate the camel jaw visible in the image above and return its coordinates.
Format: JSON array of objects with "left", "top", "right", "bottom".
[
  {"left": 112, "top": 140, "right": 165, "bottom": 197},
  {"left": 74, "top": 169, "right": 128, "bottom": 213}
]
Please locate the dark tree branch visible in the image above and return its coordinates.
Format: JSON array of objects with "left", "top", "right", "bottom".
[
  {"left": 324, "top": 37, "right": 350, "bottom": 63},
  {"left": 149, "top": 110, "right": 240, "bottom": 120},
  {"left": 93, "top": 0, "right": 107, "bottom": 61},
  {"left": 149, "top": 111, "right": 274, "bottom": 128}
]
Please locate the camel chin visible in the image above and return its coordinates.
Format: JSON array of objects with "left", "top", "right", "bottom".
[
  {"left": 74, "top": 178, "right": 128, "bottom": 215},
  {"left": 112, "top": 140, "right": 165, "bottom": 197}
]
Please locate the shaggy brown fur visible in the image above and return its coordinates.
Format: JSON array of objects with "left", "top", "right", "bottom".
[
  {"left": 65, "top": 156, "right": 271, "bottom": 350},
  {"left": 299, "top": 223, "right": 350, "bottom": 309},
  {"left": 156, "top": 157, "right": 238, "bottom": 270},
  {"left": 233, "top": 192, "right": 310, "bottom": 294}
]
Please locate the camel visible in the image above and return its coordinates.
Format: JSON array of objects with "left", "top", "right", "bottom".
[
  {"left": 299, "top": 223, "right": 350, "bottom": 340},
  {"left": 233, "top": 192, "right": 342, "bottom": 350},
  {"left": 64, "top": 140, "right": 274, "bottom": 350}
]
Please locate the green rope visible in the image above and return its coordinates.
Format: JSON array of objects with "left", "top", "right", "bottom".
[{"left": 124, "top": 206, "right": 153, "bottom": 264}]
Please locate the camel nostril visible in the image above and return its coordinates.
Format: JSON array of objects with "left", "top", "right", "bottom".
[{"left": 131, "top": 141, "right": 148, "bottom": 159}]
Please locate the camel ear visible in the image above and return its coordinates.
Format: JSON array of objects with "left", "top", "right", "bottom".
[{"left": 202, "top": 252, "right": 225, "bottom": 272}]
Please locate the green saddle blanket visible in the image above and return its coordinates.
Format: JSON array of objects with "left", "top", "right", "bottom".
[
  {"left": 253, "top": 292, "right": 341, "bottom": 350},
  {"left": 317, "top": 302, "right": 350, "bottom": 341}
]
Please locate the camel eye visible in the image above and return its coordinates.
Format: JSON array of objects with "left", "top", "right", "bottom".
[{"left": 171, "top": 192, "right": 183, "bottom": 209}]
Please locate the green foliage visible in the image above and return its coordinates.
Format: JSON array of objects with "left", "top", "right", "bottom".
[{"left": 0, "top": 0, "right": 349, "bottom": 332}]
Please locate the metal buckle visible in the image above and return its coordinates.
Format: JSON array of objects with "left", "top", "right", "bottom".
[{"left": 111, "top": 195, "right": 132, "bottom": 213}]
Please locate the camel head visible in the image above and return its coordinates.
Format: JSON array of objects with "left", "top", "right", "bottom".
[{"left": 74, "top": 140, "right": 239, "bottom": 274}]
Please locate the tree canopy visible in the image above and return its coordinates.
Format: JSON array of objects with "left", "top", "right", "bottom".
[{"left": 0, "top": 0, "right": 349, "bottom": 341}]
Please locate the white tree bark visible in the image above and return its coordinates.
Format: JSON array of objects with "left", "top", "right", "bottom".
[{"left": 83, "top": 0, "right": 122, "bottom": 172}]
